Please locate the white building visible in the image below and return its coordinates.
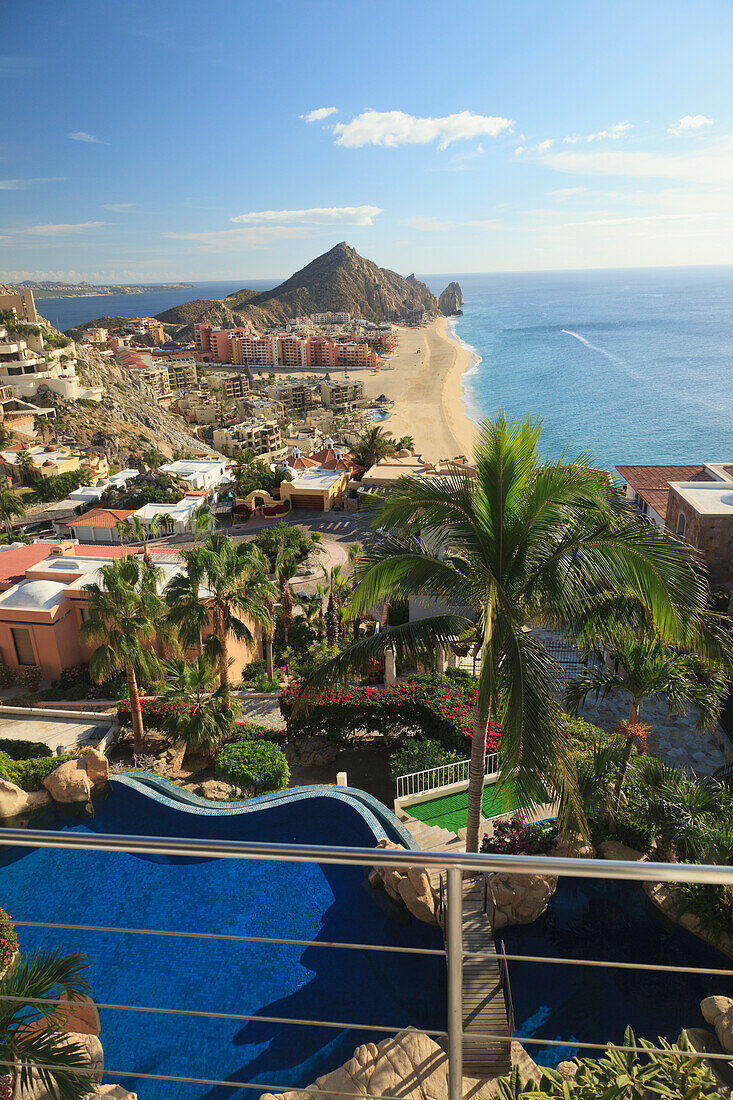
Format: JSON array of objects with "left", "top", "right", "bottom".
[
  {"left": 159, "top": 458, "right": 229, "bottom": 491},
  {"left": 132, "top": 496, "right": 205, "bottom": 534},
  {"left": 0, "top": 326, "right": 103, "bottom": 403}
]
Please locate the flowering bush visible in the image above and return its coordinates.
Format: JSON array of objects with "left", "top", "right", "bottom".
[
  {"left": 281, "top": 673, "right": 501, "bottom": 753},
  {"left": 480, "top": 815, "right": 557, "bottom": 855},
  {"left": 0, "top": 907, "right": 17, "bottom": 970}
]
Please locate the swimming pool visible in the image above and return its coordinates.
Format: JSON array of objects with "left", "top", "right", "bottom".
[
  {"left": 0, "top": 779, "right": 445, "bottom": 1099},
  {"left": 501, "top": 877, "right": 730, "bottom": 1067}
]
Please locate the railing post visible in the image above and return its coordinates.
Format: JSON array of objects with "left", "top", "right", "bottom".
[{"left": 446, "top": 866, "right": 463, "bottom": 1100}]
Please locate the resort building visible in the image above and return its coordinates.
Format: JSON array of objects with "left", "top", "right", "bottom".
[
  {"left": 267, "top": 380, "right": 314, "bottom": 416},
  {"left": 320, "top": 379, "right": 364, "bottom": 409},
  {"left": 81, "top": 327, "right": 108, "bottom": 345},
  {"left": 115, "top": 349, "right": 197, "bottom": 400},
  {"left": 0, "top": 386, "right": 51, "bottom": 438},
  {"left": 617, "top": 461, "right": 733, "bottom": 584},
  {"left": 212, "top": 417, "right": 282, "bottom": 458},
  {"left": 66, "top": 508, "right": 135, "bottom": 544},
  {"left": 359, "top": 453, "right": 476, "bottom": 499},
  {"left": 278, "top": 441, "right": 361, "bottom": 511},
  {"left": 0, "top": 326, "right": 103, "bottom": 403},
  {"left": 159, "top": 457, "right": 229, "bottom": 490},
  {"left": 205, "top": 372, "right": 250, "bottom": 402},
  {"left": 0, "top": 541, "right": 261, "bottom": 680},
  {"left": 194, "top": 323, "right": 384, "bottom": 372},
  {"left": 0, "top": 444, "right": 108, "bottom": 484},
  {"left": 0, "top": 288, "right": 38, "bottom": 323}
]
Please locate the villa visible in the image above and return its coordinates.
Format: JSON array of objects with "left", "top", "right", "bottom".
[
  {"left": 617, "top": 461, "right": 733, "bottom": 583},
  {"left": 0, "top": 540, "right": 261, "bottom": 680},
  {"left": 277, "top": 441, "right": 361, "bottom": 511},
  {"left": 0, "top": 325, "right": 103, "bottom": 403},
  {"left": 0, "top": 443, "right": 109, "bottom": 484},
  {"left": 159, "top": 457, "right": 229, "bottom": 491}
]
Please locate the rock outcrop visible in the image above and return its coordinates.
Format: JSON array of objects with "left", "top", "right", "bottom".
[
  {"left": 260, "top": 1028, "right": 496, "bottom": 1100},
  {"left": 438, "top": 282, "right": 464, "bottom": 316},
  {"left": 156, "top": 243, "right": 440, "bottom": 339},
  {"left": 0, "top": 778, "right": 50, "bottom": 819},
  {"left": 369, "top": 840, "right": 439, "bottom": 925},
  {"left": 488, "top": 871, "right": 557, "bottom": 931},
  {"left": 288, "top": 736, "right": 339, "bottom": 768},
  {"left": 41, "top": 750, "right": 109, "bottom": 805},
  {"left": 701, "top": 997, "right": 733, "bottom": 1053}
]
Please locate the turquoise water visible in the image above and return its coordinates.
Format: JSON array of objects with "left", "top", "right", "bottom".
[
  {"left": 425, "top": 267, "right": 733, "bottom": 472},
  {"left": 0, "top": 782, "right": 444, "bottom": 1099}
]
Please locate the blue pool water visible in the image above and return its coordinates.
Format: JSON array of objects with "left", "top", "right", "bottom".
[
  {"left": 0, "top": 781, "right": 445, "bottom": 1099},
  {"left": 502, "top": 877, "right": 730, "bottom": 1067}
]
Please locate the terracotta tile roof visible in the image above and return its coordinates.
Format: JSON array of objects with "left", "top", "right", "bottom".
[
  {"left": 69, "top": 509, "right": 134, "bottom": 528},
  {"left": 615, "top": 464, "right": 713, "bottom": 522}
]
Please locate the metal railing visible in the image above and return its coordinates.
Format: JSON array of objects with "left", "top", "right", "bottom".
[
  {"left": 2, "top": 829, "right": 733, "bottom": 1099},
  {"left": 396, "top": 752, "right": 499, "bottom": 800},
  {"left": 497, "top": 939, "right": 515, "bottom": 1038}
]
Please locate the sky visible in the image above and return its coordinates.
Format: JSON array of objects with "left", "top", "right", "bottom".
[{"left": 3, "top": 0, "right": 733, "bottom": 283}]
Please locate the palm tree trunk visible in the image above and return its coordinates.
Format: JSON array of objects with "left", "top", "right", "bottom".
[
  {"left": 466, "top": 710, "right": 490, "bottom": 852},
  {"left": 266, "top": 632, "right": 274, "bottom": 680},
  {"left": 126, "top": 666, "right": 145, "bottom": 752},
  {"left": 218, "top": 615, "right": 230, "bottom": 691},
  {"left": 610, "top": 700, "right": 640, "bottom": 831}
]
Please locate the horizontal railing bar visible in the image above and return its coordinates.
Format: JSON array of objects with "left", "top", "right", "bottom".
[
  {"left": 12, "top": 919, "right": 446, "bottom": 956},
  {"left": 4, "top": 827, "right": 733, "bottom": 884},
  {"left": 12, "top": 918, "right": 733, "bottom": 977},
  {"left": 0, "top": 993, "right": 448, "bottom": 1037}
]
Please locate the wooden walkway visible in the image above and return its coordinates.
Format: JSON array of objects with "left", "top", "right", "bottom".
[{"left": 457, "top": 876, "right": 512, "bottom": 1079}]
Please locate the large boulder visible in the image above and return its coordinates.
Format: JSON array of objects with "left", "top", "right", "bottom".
[
  {"left": 489, "top": 871, "right": 557, "bottom": 930},
  {"left": 701, "top": 996, "right": 733, "bottom": 1053},
  {"left": 186, "top": 779, "right": 235, "bottom": 801},
  {"left": 43, "top": 759, "right": 92, "bottom": 803},
  {"left": 599, "top": 840, "right": 648, "bottom": 862},
  {"left": 289, "top": 737, "right": 339, "bottom": 767},
  {"left": 84, "top": 1088, "right": 137, "bottom": 1100},
  {"left": 28, "top": 1032, "right": 103, "bottom": 1099},
  {"left": 0, "top": 778, "right": 50, "bottom": 819},
  {"left": 551, "top": 834, "right": 595, "bottom": 860},
  {"left": 370, "top": 840, "right": 439, "bottom": 925},
  {"left": 82, "top": 748, "right": 109, "bottom": 786},
  {"left": 260, "top": 1027, "right": 496, "bottom": 1100}
]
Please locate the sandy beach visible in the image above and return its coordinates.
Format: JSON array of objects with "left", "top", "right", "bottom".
[{"left": 363, "top": 317, "right": 477, "bottom": 462}]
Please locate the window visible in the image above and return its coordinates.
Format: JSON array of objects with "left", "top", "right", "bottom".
[
  {"left": 79, "top": 607, "right": 91, "bottom": 623},
  {"left": 11, "top": 628, "right": 35, "bottom": 666},
  {"left": 677, "top": 512, "right": 686, "bottom": 538}
]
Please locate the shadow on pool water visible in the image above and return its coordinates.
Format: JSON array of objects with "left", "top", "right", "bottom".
[{"left": 501, "top": 876, "right": 730, "bottom": 1067}]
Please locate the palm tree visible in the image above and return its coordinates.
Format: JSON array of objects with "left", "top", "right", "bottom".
[
  {"left": 565, "top": 632, "right": 730, "bottom": 826},
  {"left": 0, "top": 949, "right": 92, "bottom": 1100},
  {"left": 396, "top": 435, "right": 415, "bottom": 452},
  {"left": 298, "top": 415, "right": 718, "bottom": 851},
  {"left": 352, "top": 426, "right": 396, "bottom": 471},
  {"left": 80, "top": 557, "right": 167, "bottom": 750},
  {"left": 158, "top": 655, "right": 240, "bottom": 765},
  {"left": 275, "top": 548, "right": 298, "bottom": 646},
  {"left": 192, "top": 509, "right": 216, "bottom": 546},
  {"left": 165, "top": 546, "right": 210, "bottom": 655},
  {"left": 15, "top": 449, "right": 35, "bottom": 486},
  {"left": 199, "top": 535, "right": 274, "bottom": 691},
  {"left": 0, "top": 485, "right": 25, "bottom": 538}
]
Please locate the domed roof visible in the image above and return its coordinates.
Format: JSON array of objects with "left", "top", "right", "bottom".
[
  {"left": 0, "top": 579, "right": 68, "bottom": 611},
  {"left": 397, "top": 448, "right": 411, "bottom": 458}
]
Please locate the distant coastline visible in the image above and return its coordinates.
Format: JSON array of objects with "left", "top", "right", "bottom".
[{"left": 9, "top": 281, "right": 194, "bottom": 300}]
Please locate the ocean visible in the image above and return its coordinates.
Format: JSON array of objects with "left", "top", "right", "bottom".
[
  {"left": 35, "top": 280, "right": 277, "bottom": 331},
  {"left": 424, "top": 267, "right": 733, "bottom": 472},
  {"left": 39, "top": 266, "right": 733, "bottom": 472}
]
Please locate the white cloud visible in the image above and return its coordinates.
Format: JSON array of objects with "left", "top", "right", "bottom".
[
  {"left": 230, "top": 205, "right": 382, "bottom": 226},
  {"left": 300, "top": 106, "right": 338, "bottom": 123},
  {"left": 101, "top": 202, "right": 137, "bottom": 212},
  {"left": 68, "top": 131, "right": 107, "bottom": 144},
  {"left": 562, "top": 121, "right": 632, "bottom": 144},
  {"left": 25, "top": 221, "right": 107, "bottom": 236},
  {"left": 537, "top": 139, "right": 553, "bottom": 152},
  {"left": 405, "top": 216, "right": 454, "bottom": 231},
  {"left": 0, "top": 177, "right": 66, "bottom": 190},
  {"left": 163, "top": 226, "right": 312, "bottom": 253},
  {"left": 547, "top": 186, "right": 586, "bottom": 199},
  {"left": 514, "top": 146, "right": 526, "bottom": 156},
  {"left": 669, "top": 114, "right": 714, "bottom": 135},
  {"left": 333, "top": 109, "right": 513, "bottom": 149},
  {"left": 540, "top": 135, "right": 733, "bottom": 185}
]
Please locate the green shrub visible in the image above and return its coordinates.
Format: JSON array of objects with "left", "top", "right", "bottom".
[
  {"left": 711, "top": 584, "right": 731, "bottom": 615},
  {"left": 240, "top": 659, "right": 267, "bottom": 683},
  {"left": 444, "top": 667, "right": 477, "bottom": 687},
  {"left": 0, "top": 739, "right": 52, "bottom": 761},
  {"left": 216, "top": 741, "right": 289, "bottom": 795},
  {"left": 229, "top": 722, "right": 286, "bottom": 746},
  {"left": 389, "top": 738, "right": 462, "bottom": 780},
  {"left": 0, "top": 752, "right": 74, "bottom": 791}
]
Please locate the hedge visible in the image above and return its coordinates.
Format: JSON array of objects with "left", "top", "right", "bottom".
[
  {"left": 280, "top": 673, "right": 498, "bottom": 752},
  {"left": 117, "top": 701, "right": 286, "bottom": 745},
  {"left": 0, "top": 739, "right": 52, "bottom": 761},
  {"left": 215, "top": 741, "right": 290, "bottom": 795},
  {"left": 389, "top": 738, "right": 463, "bottom": 780},
  {"left": 0, "top": 752, "right": 75, "bottom": 792}
]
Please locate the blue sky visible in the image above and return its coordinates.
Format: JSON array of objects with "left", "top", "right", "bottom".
[{"left": 3, "top": 0, "right": 733, "bottom": 282}]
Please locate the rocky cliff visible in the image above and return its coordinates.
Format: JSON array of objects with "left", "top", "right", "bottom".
[
  {"left": 438, "top": 281, "right": 463, "bottom": 316},
  {"left": 32, "top": 313, "right": 211, "bottom": 465},
  {"left": 155, "top": 243, "right": 440, "bottom": 339}
]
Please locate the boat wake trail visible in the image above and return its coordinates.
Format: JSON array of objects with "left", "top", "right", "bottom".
[{"left": 560, "top": 329, "right": 721, "bottom": 415}]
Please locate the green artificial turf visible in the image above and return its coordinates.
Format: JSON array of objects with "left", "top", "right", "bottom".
[{"left": 408, "top": 782, "right": 516, "bottom": 832}]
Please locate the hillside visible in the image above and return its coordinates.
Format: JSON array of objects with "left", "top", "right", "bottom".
[
  {"left": 155, "top": 243, "right": 440, "bottom": 338},
  {"left": 31, "top": 312, "right": 213, "bottom": 466},
  {"left": 11, "top": 280, "right": 192, "bottom": 299}
]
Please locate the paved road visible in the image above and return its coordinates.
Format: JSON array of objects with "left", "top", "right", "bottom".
[{"left": 159, "top": 509, "right": 373, "bottom": 554}]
